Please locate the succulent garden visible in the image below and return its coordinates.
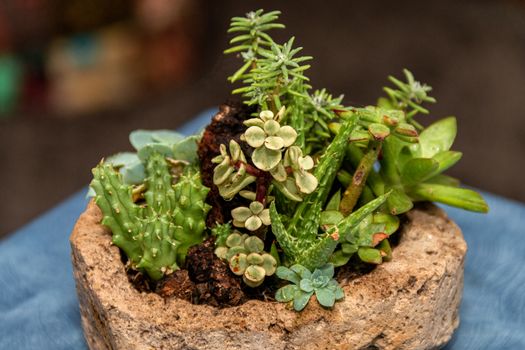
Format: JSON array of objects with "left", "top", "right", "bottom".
[{"left": 89, "top": 9, "right": 487, "bottom": 312}]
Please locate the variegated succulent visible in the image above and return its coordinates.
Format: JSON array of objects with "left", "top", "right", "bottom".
[
  {"left": 231, "top": 201, "right": 271, "bottom": 231},
  {"left": 212, "top": 140, "right": 256, "bottom": 200},
  {"left": 215, "top": 233, "right": 277, "bottom": 287},
  {"left": 242, "top": 108, "right": 298, "bottom": 171}
]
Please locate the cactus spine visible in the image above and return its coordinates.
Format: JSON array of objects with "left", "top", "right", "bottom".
[{"left": 91, "top": 152, "right": 210, "bottom": 281}]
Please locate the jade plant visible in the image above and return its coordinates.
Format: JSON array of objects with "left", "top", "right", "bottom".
[{"left": 87, "top": 8, "right": 488, "bottom": 313}]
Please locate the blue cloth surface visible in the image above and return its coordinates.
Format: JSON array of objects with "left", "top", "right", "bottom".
[{"left": 1, "top": 109, "right": 524, "bottom": 349}]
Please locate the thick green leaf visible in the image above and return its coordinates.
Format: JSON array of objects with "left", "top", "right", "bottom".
[
  {"left": 276, "top": 266, "right": 301, "bottom": 285},
  {"left": 386, "top": 188, "right": 413, "bottom": 215},
  {"left": 320, "top": 210, "right": 344, "bottom": 226},
  {"left": 401, "top": 158, "right": 439, "bottom": 186},
  {"left": 172, "top": 135, "right": 200, "bottom": 163},
  {"left": 418, "top": 117, "right": 457, "bottom": 158},
  {"left": 410, "top": 183, "right": 489, "bottom": 213},
  {"left": 425, "top": 174, "right": 460, "bottom": 187},
  {"left": 151, "top": 130, "right": 185, "bottom": 145},
  {"left": 316, "top": 288, "right": 336, "bottom": 308},
  {"left": 357, "top": 247, "right": 383, "bottom": 264},
  {"left": 378, "top": 239, "right": 392, "bottom": 261},
  {"left": 431, "top": 151, "right": 462, "bottom": 175},
  {"left": 329, "top": 250, "right": 352, "bottom": 267},
  {"left": 342, "top": 243, "right": 358, "bottom": 255},
  {"left": 106, "top": 152, "right": 140, "bottom": 167},
  {"left": 372, "top": 213, "right": 400, "bottom": 235},
  {"left": 300, "top": 279, "right": 314, "bottom": 293},
  {"left": 275, "top": 284, "right": 299, "bottom": 302},
  {"left": 325, "top": 190, "right": 341, "bottom": 211},
  {"left": 121, "top": 161, "right": 146, "bottom": 185},
  {"left": 270, "top": 242, "right": 281, "bottom": 267},
  {"left": 137, "top": 144, "right": 173, "bottom": 162},
  {"left": 130, "top": 129, "right": 184, "bottom": 151},
  {"left": 290, "top": 264, "right": 312, "bottom": 280},
  {"left": 293, "top": 291, "right": 313, "bottom": 311}
]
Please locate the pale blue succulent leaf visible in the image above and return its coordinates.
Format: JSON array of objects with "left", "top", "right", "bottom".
[
  {"left": 150, "top": 130, "right": 185, "bottom": 145},
  {"left": 315, "top": 287, "right": 336, "bottom": 308},
  {"left": 137, "top": 144, "right": 174, "bottom": 162},
  {"left": 106, "top": 152, "right": 140, "bottom": 167},
  {"left": 299, "top": 278, "right": 314, "bottom": 292},
  {"left": 293, "top": 291, "right": 313, "bottom": 311},
  {"left": 121, "top": 161, "right": 146, "bottom": 185},
  {"left": 275, "top": 284, "right": 299, "bottom": 302},
  {"left": 276, "top": 266, "right": 301, "bottom": 285},
  {"left": 290, "top": 264, "right": 312, "bottom": 280},
  {"left": 172, "top": 135, "right": 200, "bottom": 163}
]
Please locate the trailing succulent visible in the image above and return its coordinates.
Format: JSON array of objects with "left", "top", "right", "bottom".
[{"left": 89, "top": 8, "right": 488, "bottom": 312}]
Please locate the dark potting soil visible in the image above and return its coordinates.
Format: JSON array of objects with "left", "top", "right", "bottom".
[{"left": 197, "top": 101, "right": 257, "bottom": 228}]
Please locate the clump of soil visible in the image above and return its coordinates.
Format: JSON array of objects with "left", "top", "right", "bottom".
[
  {"left": 197, "top": 101, "right": 257, "bottom": 227},
  {"left": 185, "top": 237, "right": 246, "bottom": 306},
  {"left": 155, "top": 270, "right": 195, "bottom": 300}
]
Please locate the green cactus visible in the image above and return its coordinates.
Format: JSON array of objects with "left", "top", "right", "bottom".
[
  {"left": 91, "top": 152, "right": 210, "bottom": 281},
  {"left": 275, "top": 263, "right": 344, "bottom": 311},
  {"left": 215, "top": 233, "right": 277, "bottom": 287},
  {"left": 171, "top": 166, "right": 211, "bottom": 264}
]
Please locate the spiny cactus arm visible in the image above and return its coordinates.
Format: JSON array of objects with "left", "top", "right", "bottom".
[
  {"left": 144, "top": 152, "right": 176, "bottom": 214},
  {"left": 287, "top": 114, "right": 357, "bottom": 238},
  {"left": 136, "top": 217, "right": 180, "bottom": 281},
  {"left": 171, "top": 166, "right": 211, "bottom": 264},
  {"left": 91, "top": 163, "right": 142, "bottom": 264}
]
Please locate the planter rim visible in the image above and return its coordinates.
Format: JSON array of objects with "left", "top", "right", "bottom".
[{"left": 71, "top": 201, "right": 466, "bottom": 350}]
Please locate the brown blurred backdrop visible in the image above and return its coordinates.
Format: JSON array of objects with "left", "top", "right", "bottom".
[{"left": 1, "top": 0, "right": 524, "bottom": 238}]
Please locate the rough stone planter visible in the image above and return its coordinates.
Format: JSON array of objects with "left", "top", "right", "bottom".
[{"left": 70, "top": 200, "right": 466, "bottom": 350}]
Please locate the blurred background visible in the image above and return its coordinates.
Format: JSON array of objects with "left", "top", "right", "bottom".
[{"left": 1, "top": 0, "right": 524, "bottom": 238}]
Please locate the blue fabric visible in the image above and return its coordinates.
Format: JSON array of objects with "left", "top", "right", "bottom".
[{"left": 1, "top": 108, "right": 524, "bottom": 349}]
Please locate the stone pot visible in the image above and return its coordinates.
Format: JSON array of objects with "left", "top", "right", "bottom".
[{"left": 70, "top": 201, "right": 466, "bottom": 350}]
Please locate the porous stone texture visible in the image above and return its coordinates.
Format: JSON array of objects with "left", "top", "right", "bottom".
[{"left": 70, "top": 201, "right": 467, "bottom": 350}]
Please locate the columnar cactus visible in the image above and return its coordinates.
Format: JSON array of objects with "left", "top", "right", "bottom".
[
  {"left": 91, "top": 152, "right": 210, "bottom": 280},
  {"left": 171, "top": 166, "right": 212, "bottom": 264}
]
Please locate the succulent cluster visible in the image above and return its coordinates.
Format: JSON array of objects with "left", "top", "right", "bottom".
[
  {"left": 215, "top": 233, "right": 277, "bottom": 287},
  {"left": 275, "top": 264, "right": 344, "bottom": 311},
  {"left": 89, "top": 8, "right": 488, "bottom": 313}
]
